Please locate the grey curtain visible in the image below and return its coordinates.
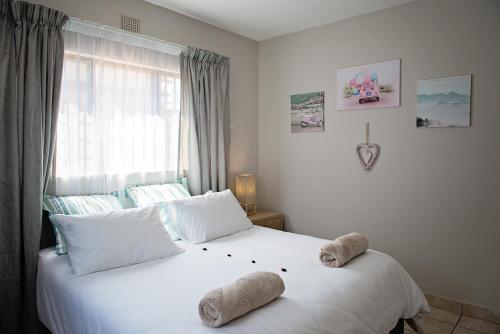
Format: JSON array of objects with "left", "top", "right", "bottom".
[
  {"left": 0, "top": 1, "right": 68, "bottom": 333},
  {"left": 180, "top": 47, "right": 230, "bottom": 195}
]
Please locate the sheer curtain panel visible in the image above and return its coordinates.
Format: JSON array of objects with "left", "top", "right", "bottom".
[{"left": 53, "top": 20, "right": 182, "bottom": 195}]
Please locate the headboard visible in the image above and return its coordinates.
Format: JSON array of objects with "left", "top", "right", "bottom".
[{"left": 40, "top": 210, "right": 57, "bottom": 249}]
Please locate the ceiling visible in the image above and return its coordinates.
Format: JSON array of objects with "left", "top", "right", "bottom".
[{"left": 144, "top": 0, "right": 417, "bottom": 41}]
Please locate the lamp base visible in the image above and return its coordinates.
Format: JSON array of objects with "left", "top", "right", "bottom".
[{"left": 241, "top": 203, "right": 257, "bottom": 216}]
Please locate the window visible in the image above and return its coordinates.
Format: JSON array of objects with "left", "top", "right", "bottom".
[{"left": 54, "top": 21, "right": 182, "bottom": 195}]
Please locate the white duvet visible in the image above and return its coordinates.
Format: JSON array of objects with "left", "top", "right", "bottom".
[{"left": 37, "top": 227, "right": 429, "bottom": 334}]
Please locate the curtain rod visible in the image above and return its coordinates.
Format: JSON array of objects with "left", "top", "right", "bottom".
[{"left": 65, "top": 17, "right": 186, "bottom": 55}]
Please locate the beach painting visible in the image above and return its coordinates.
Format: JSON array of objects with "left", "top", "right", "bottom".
[
  {"left": 291, "top": 91, "right": 325, "bottom": 133},
  {"left": 417, "top": 75, "right": 471, "bottom": 128},
  {"left": 337, "top": 59, "right": 400, "bottom": 111}
]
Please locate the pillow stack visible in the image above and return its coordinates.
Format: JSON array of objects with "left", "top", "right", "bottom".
[
  {"left": 169, "top": 189, "right": 252, "bottom": 243},
  {"left": 125, "top": 179, "right": 191, "bottom": 240},
  {"left": 43, "top": 194, "right": 124, "bottom": 254},
  {"left": 50, "top": 205, "right": 183, "bottom": 276}
]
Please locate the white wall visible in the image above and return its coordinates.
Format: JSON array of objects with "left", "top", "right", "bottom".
[
  {"left": 31, "top": 0, "right": 259, "bottom": 188},
  {"left": 258, "top": 0, "right": 500, "bottom": 309}
]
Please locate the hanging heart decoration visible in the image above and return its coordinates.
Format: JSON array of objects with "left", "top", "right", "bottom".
[
  {"left": 356, "top": 122, "right": 380, "bottom": 171},
  {"left": 356, "top": 143, "right": 380, "bottom": 170}
]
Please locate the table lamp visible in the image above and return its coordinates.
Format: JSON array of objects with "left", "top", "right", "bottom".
[{"left": 235, "top": 174, "right": 256, "bottom": 215}]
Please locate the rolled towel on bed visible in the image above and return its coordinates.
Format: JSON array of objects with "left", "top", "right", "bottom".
[
  {"left": 198, "top": 271, "right": 285, "bottom": 327},
  {"left": 319, "top": 232, "right": 369, "bottom": 268}
]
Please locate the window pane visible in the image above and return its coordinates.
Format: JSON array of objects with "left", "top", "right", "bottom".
[{"left": 56, "top": 53, "right": 180, "bottom": 183}]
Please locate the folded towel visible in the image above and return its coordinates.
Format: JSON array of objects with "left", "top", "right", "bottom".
[
  {"left": 198, "top": 271, "right": 285, "bottom": 327},
  {"left": 319, "top": 232, "right": 369, "bottom": 268}
]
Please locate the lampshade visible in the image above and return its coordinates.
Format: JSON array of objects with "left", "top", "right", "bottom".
[{"left": 235, "top": 174, "right": 256, "bottom": 215}]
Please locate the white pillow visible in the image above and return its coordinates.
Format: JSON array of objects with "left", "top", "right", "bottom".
[
  {"left": 52, "top": 205, "right": 184, "bottom": 276},
  {"left": 169, "top": 189, "right": 252, "bottom": 243}
]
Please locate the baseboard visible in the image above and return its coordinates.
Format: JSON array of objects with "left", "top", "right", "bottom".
[{"left": 425, "top": 293, "right": 500, "bottom": 325}]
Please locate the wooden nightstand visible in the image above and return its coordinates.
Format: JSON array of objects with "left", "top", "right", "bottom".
[{"left": 249, "top": 211, "right": 284, "bottom": 231}]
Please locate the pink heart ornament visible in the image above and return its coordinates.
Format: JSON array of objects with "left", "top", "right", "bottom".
[{"left": 356, "top": 143, "right": 380, "bottom": 170}]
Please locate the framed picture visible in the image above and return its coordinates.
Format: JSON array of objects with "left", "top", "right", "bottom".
[
  {"left": 336, "top": 59, "right": 400, "bottom": 111},
  {"left": 291, "top": 91, "right": 325, "bottom": 133},
  {"left": 416, "top": 75, "right": 471, "bottom": 128}
]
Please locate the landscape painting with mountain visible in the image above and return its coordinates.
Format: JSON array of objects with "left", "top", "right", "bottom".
[
  {"left": 417, "top": 75, "right": 471, "bottom": 128},
  {"left": 291, "top": 91, "right": 325, "bottom": 133}
]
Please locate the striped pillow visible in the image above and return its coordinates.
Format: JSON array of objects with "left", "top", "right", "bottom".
[
  {"left": 125, "top": 179, "right": 191, "bottom": 240},
  {"left": 43, "top": 194, "right": 124, "bottom": 255}
]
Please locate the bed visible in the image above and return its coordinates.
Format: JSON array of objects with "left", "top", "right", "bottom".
[{"left": 37, "top": 226, "right": 428, "bottom": 334}]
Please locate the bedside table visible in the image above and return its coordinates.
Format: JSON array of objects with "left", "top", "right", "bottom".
[{"left": 249, "top": 211, "right": 284, "bottom": 231}]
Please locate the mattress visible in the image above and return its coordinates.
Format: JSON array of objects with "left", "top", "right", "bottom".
[{"left": 37, "top": 226, "right": 429, "bottom": 334}]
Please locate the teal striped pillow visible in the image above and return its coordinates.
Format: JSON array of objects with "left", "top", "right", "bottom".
[
  {"left": 43, "top": 194, "right": 124, "bottom": 255},
  {"left": 125, "top": 179, "right": 191, "bottom": 240}
]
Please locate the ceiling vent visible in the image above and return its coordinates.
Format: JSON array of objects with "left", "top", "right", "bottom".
[{"left": 121, "top": 15, "right": 140, "bottom": 33}]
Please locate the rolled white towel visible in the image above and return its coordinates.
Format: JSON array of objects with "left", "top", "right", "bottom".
[
  {"left": 319, "top": 232, "right": 369, "bottom": 268},
  {"left": 198, "top": 271, "right": 285, "bottom": 327}
]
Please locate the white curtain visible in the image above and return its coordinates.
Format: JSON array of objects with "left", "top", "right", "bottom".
[{"left": 53, "top": 19, "right": 183, "bottom": 195}]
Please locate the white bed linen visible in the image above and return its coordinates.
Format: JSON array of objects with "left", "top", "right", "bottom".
[{"left": 37, "top": 227, "right": 429, "bottom": 334}]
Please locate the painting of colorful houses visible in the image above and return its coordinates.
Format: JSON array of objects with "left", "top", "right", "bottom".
[
  {"left": 291, "top": 91, "right": 325, "bottom": 133},
  {"left": 336, "top": 59, "right": 400, "bottom": 111}
]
